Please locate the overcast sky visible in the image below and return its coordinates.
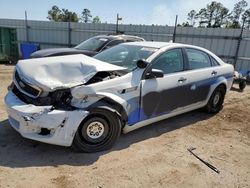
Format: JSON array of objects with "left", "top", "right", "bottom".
[{"left": 0, "top": 0, "right": 248, "bottom": 26}]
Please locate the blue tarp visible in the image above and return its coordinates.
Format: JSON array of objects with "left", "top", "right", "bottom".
[{"left": 20, "top": 43, "right": 39, "bottom": 59}]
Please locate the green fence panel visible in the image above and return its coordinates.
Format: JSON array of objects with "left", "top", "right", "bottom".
[{"left": 0, "top": 27, "right": 18, "bottom": 61}]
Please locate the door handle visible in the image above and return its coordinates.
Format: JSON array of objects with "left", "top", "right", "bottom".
[
  {"left": 211, "top": 71, "right": 217, "bottom": 76},
  {"left": 178, "top": 77, "right": 187, "bottom": 82}
]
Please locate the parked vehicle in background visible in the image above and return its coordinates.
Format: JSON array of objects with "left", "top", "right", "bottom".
[
  {"left": 29, "top": 35, "right": 145, "bottom": 58},
  {"left": 5, "top": 42, "right": 234, "bottom": 152}
]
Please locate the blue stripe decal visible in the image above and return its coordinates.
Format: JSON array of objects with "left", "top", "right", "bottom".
[{"left": 127, "top": 72, "right": 233, "bottom": 126}]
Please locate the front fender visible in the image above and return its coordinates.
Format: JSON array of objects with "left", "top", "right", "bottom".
[
  {"left": 71, "top": 91, "right": 129, "bottom": 123},
  {"left": 96, "top": 92, "right": 129, "bottom": 109}
]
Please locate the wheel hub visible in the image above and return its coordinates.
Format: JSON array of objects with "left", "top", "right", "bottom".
[
  {"left": 86, "top": 121, "right": 105, "bottom": 139},
  {"left": 213, "top": 93, "right": 220, "bottom": 106}
]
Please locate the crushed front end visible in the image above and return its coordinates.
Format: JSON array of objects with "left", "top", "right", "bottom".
[
  {"left": 5, "top": 87, "right": 88, "bottom": 146},
  {"left": 4, "top": 54, "right": 128, "bottom": 147},
  {"left": 4, "top": 66, "right": 90, "bottom": 146}
]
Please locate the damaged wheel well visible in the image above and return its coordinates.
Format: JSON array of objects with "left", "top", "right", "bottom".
[{"left": 86, "top": 97, "right": 128, "bottom": 128}]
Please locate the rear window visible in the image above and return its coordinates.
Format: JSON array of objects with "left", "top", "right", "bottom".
[
  {"left": 210, "top": 56, "right": 220, "bottom": 66},
  {"left": 75, "top": 37, "right": 109, "bottom": 51},
  {"left": 186, "top": 48, "right": 212, "bottom": 70}
]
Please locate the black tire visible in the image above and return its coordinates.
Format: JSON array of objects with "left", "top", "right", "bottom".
[
  {"left": 72, "top": 109, "right": 121, "bottom": 153},
  {"left": 239, "top": 80, "right": 246, "bottom": 91},
  {"left": 205, "top": 85, "right": 226, "bottom": 114}
]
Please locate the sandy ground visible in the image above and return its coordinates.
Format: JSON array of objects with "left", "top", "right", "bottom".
[{"left": 0, "top": 64, "right": 249, "bottom": 188}]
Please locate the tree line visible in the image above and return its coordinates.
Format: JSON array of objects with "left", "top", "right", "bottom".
[
  {"left": 183, "top": 0, "right": 250, "bottom": 28},
  {"left": 47, "top": 6, "right": 101, "bottom": 23},
  {"left": 47, "top": 1, "right": 250, "bottom": 29}
]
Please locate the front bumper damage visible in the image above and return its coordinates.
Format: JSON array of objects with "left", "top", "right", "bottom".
[{"left": 4, "top": 91, "right": 88, "bottom": 146}]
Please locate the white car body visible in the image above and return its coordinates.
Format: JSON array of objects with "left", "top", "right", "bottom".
[{"left": 5, "top": 42, "right": 234, "bottom": 148}]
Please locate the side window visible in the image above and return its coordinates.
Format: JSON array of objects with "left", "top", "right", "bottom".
[
  {"left": 103, "top": 40, "right": 124, "bottom": 50},
  {"left": 152, "top": 49, "right": 184, "bottom": 74},
  {"left": 210, "top": 56, "right": 220, "bottom": 66},
  {"left": 186, "top": 49, "right": 212, "bottom": 70}
]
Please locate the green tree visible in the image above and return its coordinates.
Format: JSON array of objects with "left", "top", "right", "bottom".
[
  {"left": 92, "top": 16, "right": 101, "bottom": 23},
  {"left": 196, "top": 8, "right": 208, "bottom": 27},
  {"left": 47, "top": 6, "right": 79, "bottom": 22},
  {"left": 82, "top": 9, "right": 92, "bottom": 23},
  {"left": 60, "top": 9, "right": 79, "bottom": 22},
  {"left": 229, "top": 0, "right": 248, "bottom": 28},
  {"left": 213, "top": 6, "right": 230, "bottom": 27},
  {"left": 187, "top": 10, "right": 197, "bottom": 26},
  {"left": 206, "top": 1, "right": 218, "bottom": 27},
  {"left": 181, "top": 22, "right": 192, "bottom": 27},
  {"left": 47, "top": 6, "right": 61, "bottom": 21},
  {"left": 194, "top": 1, "right": 230, "bottom": 28},
  {"left": 242, "top": 8, "right": 250, "bottom": 28}
]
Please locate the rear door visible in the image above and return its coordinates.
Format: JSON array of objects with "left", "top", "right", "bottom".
[{"left": 183, "top": 48, "right": 219, "bottom": 103}]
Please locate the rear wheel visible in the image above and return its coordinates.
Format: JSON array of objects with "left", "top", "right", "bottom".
[
  {"left": 72, "top": 109, "right": 121, "bottom": 153},
  {"left": 239, "top": 80, "right": 246, "bottom": 91},
  {"left": 205, "top": 85, "right": 226, "bottom": 113}
]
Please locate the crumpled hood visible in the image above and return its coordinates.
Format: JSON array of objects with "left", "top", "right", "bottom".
[{"left": 16, "top": 54, "right": 126, "bottom": 91}]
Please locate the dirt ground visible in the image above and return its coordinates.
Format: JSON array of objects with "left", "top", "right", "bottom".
[{"left": 0, "top": 64, "right": 249, "bottom": 188}]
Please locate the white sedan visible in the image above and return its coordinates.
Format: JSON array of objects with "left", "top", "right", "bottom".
[{"left": 5, "top": 42, "right": 234, "bottom": 152}]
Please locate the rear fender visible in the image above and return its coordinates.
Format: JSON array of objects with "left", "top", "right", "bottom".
[{"left": 205, "top": 76, "right": 228, "bottom": 104}]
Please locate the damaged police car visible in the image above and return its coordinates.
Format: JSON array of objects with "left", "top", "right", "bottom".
[{"left": 5, "top": 42, "right": 234, "bottom": 152}]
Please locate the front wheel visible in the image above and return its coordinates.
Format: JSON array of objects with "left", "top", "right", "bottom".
[
  {"left": 204, "top": 85, "right": 226, "bottom": 114},
  {"left": 72, "top": 109, "right": 121, "bottom": 153}
]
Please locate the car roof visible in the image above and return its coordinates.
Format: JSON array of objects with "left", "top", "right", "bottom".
[
  {"left": 123, "top": 41, "right": 178, "bottom": 48},
  {"left": 94, "top": 34, "right": 144, "bottom": 41},
  {"left": 123, "top": 41, "right": 212, "bottom": 51},
  {"left": 122, "top": 41, "right": 223, "bottom": 64}
]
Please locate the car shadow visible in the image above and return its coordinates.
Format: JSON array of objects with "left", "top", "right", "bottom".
[
  {"left": 0, "top": 110, "right": 213, "bottom": 168},
  {"left": 230, "top": 86, "right": 243, "bottom": 92},
  {"left": 230, "top": 82, "right": 249, "bottom": 93}
]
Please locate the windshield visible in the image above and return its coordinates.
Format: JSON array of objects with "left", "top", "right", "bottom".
[
  {"left": 94, "top": 44, "right": 157, "bottom": 71},
  {"left": 74, "top": 37, "right": 109, "bottom": 51}
]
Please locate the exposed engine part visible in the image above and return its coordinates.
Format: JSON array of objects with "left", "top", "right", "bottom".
[{"left": 85, "top": 71, "right": 121, "bottom": 85}]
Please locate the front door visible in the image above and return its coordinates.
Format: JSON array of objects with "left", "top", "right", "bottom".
[{"left": 140, "top": 48, "right": 194, "bottom": 121}]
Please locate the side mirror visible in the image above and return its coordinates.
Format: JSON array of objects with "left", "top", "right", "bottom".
[
  {"left": 145, "top": 69, "right": 164, "bottom": 79},
  {"left": 137, "top": 59, "right": 149, "bottom": 69}
]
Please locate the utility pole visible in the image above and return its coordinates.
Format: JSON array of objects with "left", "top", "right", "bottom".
[
  {"left": 173, "top": 15, "right": 178, "bottom": 43},
  {"left": 25, "top": 10, "right": 29, "bottom": 42},
  {"left": 116, "top": 13, "right": 122, "bottom": 34},
  {"left": 68, "top": 22, "right": 72, "bottom": 47},
  {"left": 234, "top": 18, "right": 245, "bottom": 68}
]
